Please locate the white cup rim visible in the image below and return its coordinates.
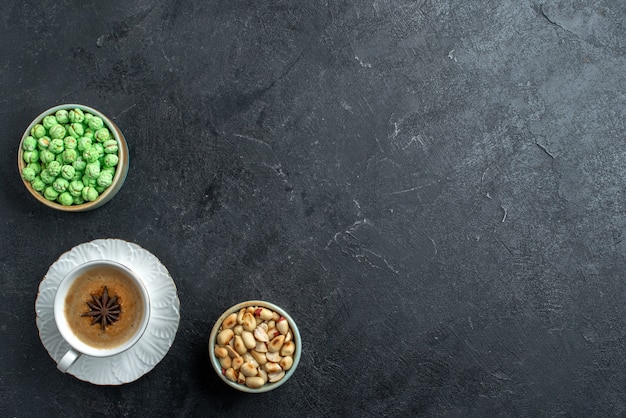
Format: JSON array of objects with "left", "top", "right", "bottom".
[{"left": 53, "top": 260, "right": 150, "bottom": 358}]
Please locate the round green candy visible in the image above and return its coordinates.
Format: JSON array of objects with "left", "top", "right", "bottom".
[
  {"left": 48, "top": 124, "right": 66, "bottom": 139},
  {"left": 73, "top": 158, "right": 87, "bottom": 171},
  {"left": 68, "top": 180, "right": 84, "bottom": 197},
  {"left": 77, "top": 136, "right": 92, "bottom": 151},
  {"left": 81, "top": 186, "right": 99, "bottom": 202},
  {"left": 23, "top": 136, "right": 37, "bottom": 151},
  {"left": 96, "top": 170, "right": 113, "bottom": 187},
  {"left": 31, "top": 177, "right": 45, "bottom": 192},
  {"left": 94, "top": 127, "right": 111, "bottom": 142},
  {"left": 62, "top": 148, "right": 77, "bottom": 164},
  {"left": 53, "top": 177, "right": 69, "bottom": 193},
  {"left": 37, "top": 136, "right": 51, "bottom": 150},
  {"left": 103, "top": 154, "right": 118, "bottom": 167},
  {"left": 27, "top": 162, "right": 42, "bottom": 174},
  {"left": 68, "top": 108, "right": 85, "bottom": 123},
  {"left": 49, "top": 138, "right": 64, "bottom": 154},
  {"left": 83, "top": 128, "right": 95, "bottom": 139},
  {"left": 21, "top": 166, "right": 37, "bottom": 182},
  {"left": 40, "top": 169, "right": 56, "bottom": 184},
  {"left": 43, "top": 186, "right": 59, "bottom": 201},
  {"left": 72, "top": 170, "right": 83, "bottom": 181},
  {"left": 82, "top": 174, "right": 97, "bottom": 187},
  {"left": 55, "top": 109, "right": 69, "bottom": 124},
  {"left": 61, "top": 165, "right": 75, "bottom": 180},
  {"left": 23, "top": 149, "right": 39, "bottom": 163},
  {"left": 42, "top": 115, "right": 58, "bottom": 130},
  {"left": 92, "top": 143, "right": 105, "bottom": 157},
  {"left": 85, "top": 161, "right": 101, "bottom": 178},
  {"left": 67, "top": 123, "right": 84, "bottom": 138},
  {"left": 63, "top": 136, "right": 77, "bottom": 149},
  {"left": 68, "top": 109, "right": 82, "bottom": 123},
  {"left": 95, "top": 185, "right": 106, "bottom": 193},
  {"left": 31, "top": 124, "right": 46, "bottom": 138},
  {"left": 82, "top": 147, "right": 99, "bottom": 163},
  {"left": 58, "top": 192, "right": 73, "bottom": 206},
  {"left": 103, "top": 139, "right": 118, "bottom": 154},
  {"left": 47, "top": 160, "right": 62, "bottom": 177},
  {"left": 101, "top": 166, "right": 115, "bottom": 176},
  {"left": 55, "top": 153, "right": 65, "bottom": 163},
  {"left": 88, "top": 116, "right": 104, "bottom": 130},
  {"left": 73, "top": 195, "right": 85, "bottom": 205},
  {"left": 39, "top": 149, "right": 55, "bottom": 164}
]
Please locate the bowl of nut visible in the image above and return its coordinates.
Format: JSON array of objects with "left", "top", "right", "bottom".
[
  {"left": 17, "top": 104, "right": 129, "bottom": 211},
  {"left": 209, "top": 300, "right": 301, "bottom": 393}
]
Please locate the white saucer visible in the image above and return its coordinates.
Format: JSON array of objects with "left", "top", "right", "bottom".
[{"left": 35, "top": 238, "right": 180, "bottom": 385}]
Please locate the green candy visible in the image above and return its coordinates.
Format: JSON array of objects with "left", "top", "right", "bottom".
[
  {"left": 48, "top": 138, "right": 64, "bottom": 154},
  {"left": 61, "top": 165, "right": 75, "bottom": 180},
  {"left": 47, "top": 160, "right": 62, "bottom": 177},
  {"left": 83, "top": 128, "right": 95, "bottom": 139},
  {"left": 37, "top": 136, "right": 51, "bottom": 150},
  {"left": 63, "top": 136, "right": 77, "bottom": 149},
  {"left": 55, "top": 109, "right": 69, "bottom": 124},
  {"left": 94, "top": 127, "right": 110, "bottom": 142},
  {"left": 88, "top": 116, "right": 104, "bottom": 130},
  {"left": 67, "top": 122, "right": 84, "bottom": 138},
  {"left": 103, "top": 154, "right": 118, "bottom": 167},
  {"left": 82, "top": 175, "right": 97, "bottom": 187},
  {"left": 53, "top": 177, "right": 69, "bottom": 193},
  {"left": 22, "top": 166, "right": 37, "bottom": 182},
  {"left": 92, "top": 143, "right": 105, "bottom": 157},
  {"left": 31, "top": 124, "right": 46, "bottom": 138},
  {"left": 31, "top": 177, "right": 45, "bottom": 192},
  {"left": 23, "top": 150, "right": 39, "bottom": 163},
  {"left": 77, "top": 136, "right": 92, "bottom": 151},
  {"left": 81, "top": 186, "right": 99, "bottom": 202},
  {"left": 73, "top": 195, "right": 85, "bottom": 205},
  {"left": 73, "top": 158, "right": 87, "bottom": 172},
  {"left": 62, "top": 149, "right": 77, "bottom": 164},
  {"left": 40, "top": 169, "right": 56, "bottom": 184},
  {"left": 68, "top": 180, "right": 84, "bottom": 197},
  {"left": 43, "top": 186, "right": 59, "bottom": 201},
  {"left": 68, "top": 108, "right": 84, "bottom": 123},
  {"left": 103, "top": 139, "right": 118, "bottom": 154},
  {"left": 23, "top": 136, "right": 37, "bottom": 151},
  {"left": 48, "top": 124, "right": 66, "bottom": 139},
  {"left": 58, "top": 192, "right": 73, "bottom": 206},
  {"left": 27, "top": 162, "right": 42, "bottom": 174},
  {"left": 42, "top": 115, "right": 58, "bottom": 130},
  {"left": 95, "top": 185, "right": 106, "bottom": 193},
  {"left": 96, "top": 170, "right": 113, "bottom": 188},
  {"left": 39, "top": 149, "right": 55, "bottom": 164},
  {"left": 82, "top": 147, "right": 99, "bottom": 163},
  {"left": 85, "top": 161, "right": 101, "bottom": 179}
]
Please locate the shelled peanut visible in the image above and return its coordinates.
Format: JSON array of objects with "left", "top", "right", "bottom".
[{"left": 213, "top": 306, "right": 296, "bottom": 389}]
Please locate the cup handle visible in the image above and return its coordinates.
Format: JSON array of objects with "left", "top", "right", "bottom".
[{"left": 57, "top": 349, "right": 81, "bottom": 373}]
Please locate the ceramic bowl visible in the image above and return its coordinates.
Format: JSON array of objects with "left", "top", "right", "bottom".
[
  {"left": 17, "top": 104, "right": 129, "bottom": 211},
  {"left": 209, "top": 300, "right": 301, "bottom": 393}
]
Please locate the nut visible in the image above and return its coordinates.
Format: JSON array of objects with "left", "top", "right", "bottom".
[
  {"left": 217, "top": 329, "right": 234, "bottom": 346},
  {"left": 214, "top": 304, "right": 297, "bottom": 390},
  {"left": 242, "top": 331, "right": 256, "bottom": 349},
  {"left": 222, "top": 313, "right": 237, "bottom": 329}
]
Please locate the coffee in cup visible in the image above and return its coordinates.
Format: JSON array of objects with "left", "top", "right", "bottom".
[{"left": 54, "top": 260, "right": 150, "bottom": 372}]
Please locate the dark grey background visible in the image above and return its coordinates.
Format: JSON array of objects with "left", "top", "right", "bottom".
[{"left": 1, "top": 0, "right": 625, "bottom": 416}]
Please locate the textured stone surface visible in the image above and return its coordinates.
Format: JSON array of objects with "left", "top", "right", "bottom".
[{"left": 1, "top": 0, "right": 625, "bottom": 416}]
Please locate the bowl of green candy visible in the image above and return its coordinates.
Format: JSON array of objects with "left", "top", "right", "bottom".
[{"left": 17, "top": 104, "right": 129, "bottom": 211}]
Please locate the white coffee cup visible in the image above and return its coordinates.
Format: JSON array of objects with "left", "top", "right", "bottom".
[{"left": 54, "top": 260, "right": 151, "bottom": 372}]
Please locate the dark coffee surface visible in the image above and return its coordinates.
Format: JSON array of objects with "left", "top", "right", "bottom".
[
  {"left": 65, "top": 266, "right": 144, "bottom": 350},
  {"left": 1, "top": 1, "right": 625, "bottom": 416}
]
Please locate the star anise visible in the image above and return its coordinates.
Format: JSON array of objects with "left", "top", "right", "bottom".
[{"left": 81, "top": 286, "right": 121, "bottom": 330}]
